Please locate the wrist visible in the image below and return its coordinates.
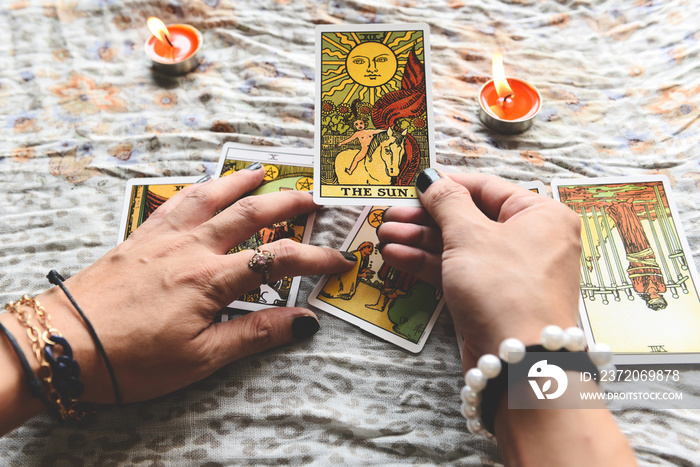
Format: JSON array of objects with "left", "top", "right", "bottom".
[
  {"left": 0, "top": 313, "right": 45, "bottom": 435},
  {"left": 459, "top": 319, "right": 578, "bottom": 371},
  {"left": 459, "top": 326, "right": 611, "bottom": 437},
  {"left": 35, "top": 287, "right": 112, "bottom": 404}
]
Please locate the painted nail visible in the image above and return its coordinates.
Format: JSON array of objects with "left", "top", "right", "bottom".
[
  {"left": 195, "top": 174, "right": 211, "bottom": 184},
  {"left": 341, "top": 251, "right": 358, "bottom": 262},
  {"left": 292, "top": 316, "right": 320, "bottom": 339},
  {"left": 306, "top": 190, "right": 314, "bottom": 196},
  {"left": 245, "top": 161, "right": 263, "bottom": 171},
  {"left": 416, "top": 168, "right": 443, "bottom": 194},
  {"left": 376, "top": 242, "right": 386, "bottom": 253}
]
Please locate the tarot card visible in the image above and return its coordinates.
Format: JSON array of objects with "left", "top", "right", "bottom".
[
  {"left": 314, "top": 23, "right": 436, "bottom": 207},
  {"left": 117, "top": 176, "right": 201, "bottom": 243},
  {"left": 216, "top": 143, "right": 315, "bottom": 314},
  {"left": 552, "top": 175, "right": 700, "bottom": 364},
  {"left": 520, "top": 180, "right": 547, "bottom": 195},
  {"left": 308, "top": 206, "right": 445, "bottom": 353}
]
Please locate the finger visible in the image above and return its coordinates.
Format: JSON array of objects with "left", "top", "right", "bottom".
[
  {"left": 235, "top": 239, "right": 358, "bottom": 292},
  {"left": 377, "top": 221, "right": 443, "bottom": 254},
  {"left": 445, "top": 172, "right": 552, "bottom": 222},
  {"left": 195, "top": 240, "right": 357, "bottom": 307},
  {"left": 198, "top": 308, "right": 321, "bottom": 366},
  {"left": 159, "top": 163, "right": 266, "bottom": 232},
  {"left": 129, "top": 178, "right": 213, "bottom": 240},
  {"left": 197, "top": 190, "right": 318, "bottom": 253},
  {"left": 378, "top": 243, "right": 442, "bottom": 287},
  {"left": 382, "top": 206, "right": 437, "bottom": 227},
  {"left": 415, "top": 169, "right": 492, "bottom": 244}
]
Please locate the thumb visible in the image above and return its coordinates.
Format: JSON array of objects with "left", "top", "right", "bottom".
[
  {"left": 415, "top": 168, "right": 487, "bottom": 237},
  {"left": 200, "top": 308, "right": 320, "bottom": 366}
]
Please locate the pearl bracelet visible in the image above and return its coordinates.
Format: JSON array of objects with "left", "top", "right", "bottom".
[{"left": 459, "top": 325, "right": 613, "bottom": 438}]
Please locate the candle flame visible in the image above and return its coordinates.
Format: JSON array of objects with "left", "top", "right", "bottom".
[
  {"left": 492, "top": 52, "right": 513, "bottom": 98},
  {"left": 147, "top": 17, "right": 173, "bottom": 47}
]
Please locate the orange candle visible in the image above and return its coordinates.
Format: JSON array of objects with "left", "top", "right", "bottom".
[
  {"left": 478, "top": 52, "right": 541, "bottom": 134},
  {"left": 144, "top": 17, "right": 202, "bottom": 75},
  {"left": 480, "top": 79, "right": 540, "bottom": 121}
]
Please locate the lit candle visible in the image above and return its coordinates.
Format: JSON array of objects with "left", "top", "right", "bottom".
[
  {"left": 144, "top": 17, "right": 202, "bottom": 75},
  {"left": 478, "top": 52, "right": 541, "bottom": 134}
]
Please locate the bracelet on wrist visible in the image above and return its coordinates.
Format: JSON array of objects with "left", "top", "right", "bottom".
[
  {"left": 5, "top": 295, "right": 94, "bottom": 422},
  {"left": 0, "top": 321, "right": 54, "bottom": 411},
  {"left": 48, "top": 270, "right": 123, "bottom": 405},
  {"left": 459, "top": 325, "right": 613, "bottom": 439}
]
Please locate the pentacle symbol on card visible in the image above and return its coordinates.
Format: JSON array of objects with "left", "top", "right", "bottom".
[
  {"left": 368, "top": 208, "right": 385, "bottom": 229},
  {"left": 296, "top": 176, "right": 313, "bottom": 191},
  {"left": 263, "top": 164, "right": 280, "bottom": 181}
]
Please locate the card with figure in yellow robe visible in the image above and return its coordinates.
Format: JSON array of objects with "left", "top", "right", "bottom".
[
  {"left": 552, "top": 175, "right": 700, "bottom": 364},
  {"left": 215, "top": 143, "right": 315, "bottom": 316},
  {"left": 308, "top": 206, "right": 445, "bottom": 353},
  {"left": 313, "top": 23, "right": 435, "bottom": 206}
]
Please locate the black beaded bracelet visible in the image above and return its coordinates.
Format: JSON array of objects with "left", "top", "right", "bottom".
[
  {"left": 47, "top": 270, "right": 123, "bottom": 405},
  {"left": 0, "top": 321, "right": 54, "bottom": 411}
]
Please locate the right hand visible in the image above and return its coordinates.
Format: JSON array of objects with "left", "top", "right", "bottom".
[{"left": 378, "top": 170, "right": 583, "bottom": 368}]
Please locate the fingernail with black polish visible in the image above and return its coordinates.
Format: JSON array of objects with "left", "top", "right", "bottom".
[
  {"left": 292, "top": 316, "right": 320, "bottom": 339},
  {"left": 245, "top": 161, "right": 263, "bottom": 171},
  {"left": 416, "top": 168, "right": 443, "bottom": 194},
  {"left": 376, "top": 242, "right": 386, "bottom": 254},
  {"left": 195, "top": 174, "right": 211, "bottom": 184},
  {"left": 341, "top": 251, "right": 358, "bottom": 262}
]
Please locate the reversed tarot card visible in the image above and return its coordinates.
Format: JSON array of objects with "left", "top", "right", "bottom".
[
  {"left": 216, "top": 143, "right": 315, "bottom": 314},
  {"left": 552, "top": 175, "right": 700, "bottom": 364},
  {"left": 313, "top": 23, "right": 436, "bottom": 206},
  {"left": 308, "top": 206, "right": 445, "bottom": 353},
  {"left": 117, "top": 176, "right": 201, "bottom": 243}
]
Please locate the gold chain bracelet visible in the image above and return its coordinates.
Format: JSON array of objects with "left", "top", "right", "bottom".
[{"left": 5, "top": 295, "right": 91, "bottom": 421}]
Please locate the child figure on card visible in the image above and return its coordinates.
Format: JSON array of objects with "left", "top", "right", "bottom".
[{"left": 339, "top": 118, "right": 385, "bottom": 176}]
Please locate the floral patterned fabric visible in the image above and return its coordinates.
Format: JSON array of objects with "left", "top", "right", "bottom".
[{"left": 1, "top": 0, "right": 699, "bottom": 465}]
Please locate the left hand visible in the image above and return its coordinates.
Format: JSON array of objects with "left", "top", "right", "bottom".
[{"left": 19, "top": 166, "right": 356, "bottom": 404}]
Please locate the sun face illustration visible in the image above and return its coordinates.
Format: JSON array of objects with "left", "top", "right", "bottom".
[
  {"left": 346, "top": 43, "right": 398, "bottom": 87},
  {"left": 321, "top": 30, "right": 424, "bottom": 106}
]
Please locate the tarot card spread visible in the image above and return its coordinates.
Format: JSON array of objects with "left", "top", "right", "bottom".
[
  {"left": 553, "top": 176, "right": 700, "bottom": 364},
  {"left": 309, "top": 206, "right": 444, "bottom": 353},
  {"left": 314, "top": 23, "right": 435, "bottom": 206},
  {"left": 216, "top": 143, "right": 315, "bottom": 313}
]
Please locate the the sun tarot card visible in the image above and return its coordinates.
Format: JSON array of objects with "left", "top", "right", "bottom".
[{"left": 313, "top": 23, "right": 436, "bottom": 207}]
